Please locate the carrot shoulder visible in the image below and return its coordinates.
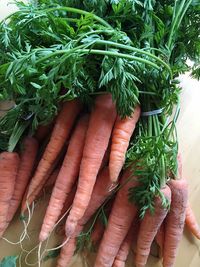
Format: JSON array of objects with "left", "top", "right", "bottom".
[
  {"left": 0, "top": 152, "right": 20, "bottom": 237},
  {"left": 65, "top": 94, "right": 116, "bottom": 236},
  {"left": 109, "top": 105, "right": 141, "bottom": 182},
  {"left": 25, "top": 100, "right": 81, "bottom": 205},
  {"left": 136, "top": 185, "right": 171, "bottom": 267},
  {"left": 57, "top": 167, "right": 114, "bottom": 267},
  {"left": 6, "top": 137, "right": 38, "bottom": 227},
  {"left": 94, "top": 169, "right": 138, "bottom": 267},
  {"left": 163, "top": 179, "right": 188, "bottom": 267}
]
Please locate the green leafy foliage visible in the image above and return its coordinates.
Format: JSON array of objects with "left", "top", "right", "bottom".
[{"left": 0, "top": 256, "right": 18, "bottom": 267}]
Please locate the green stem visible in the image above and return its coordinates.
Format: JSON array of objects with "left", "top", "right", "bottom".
[
  {"left": 37, "top": 47, "right": 160, "bottom": 69},
  {"left": 81, "top": 49, "right": 160, "bottom": 69},
  {"left": 167, "top": 0, "right": 192, "bottom": 51},
  {"left": 41, "top": 7, "right": 112, "bottom": 29},
  {"left": 96, "top": 40, "right": 172, "bottom": 77}
]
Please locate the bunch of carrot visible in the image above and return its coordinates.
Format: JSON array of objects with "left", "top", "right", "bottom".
[{"left": 0, "top": 94, "right": 199, "bottom": 267}]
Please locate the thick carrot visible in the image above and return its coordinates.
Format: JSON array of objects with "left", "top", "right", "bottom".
[
  {"left": 136, "top": 186, "right": 171, "bottom": 267},
  {"left": 109, "top": 105, "right": 141, "bottom": 182},
  {"left": 5, "top": 137, "right": 38, "bottom": 228},
  {"left": 163, "top": 179, "right": 188, "bottom": 267},
  {"left": 185, "top": 203, "right": 200, "bottom": 239},
  {"left": 39, "top": 115, "right": 89, "bottom": 242},
  {"left": 113, "top": 220, "right": 138, "bottom": 267},
  {"left": 0, "top": 152, "right": 20, "bottom": 237},
  {"left": 57, "top": 167, "right": 114, "bottom": 267},
  {"left": 65, "top": 94, "right": 116, "bottom": 236},
  {"left": 25, "top": 100, "right": 81, "bottom": 206},
  {"left": 155, "top": 222, "right": 165, "bottom": 258},
  {"left": 94, "top": 169, "right": 138, "bottom": 267}
]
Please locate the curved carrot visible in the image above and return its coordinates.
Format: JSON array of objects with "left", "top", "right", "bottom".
[
  {"left": 39, "top": 115, "right": 89, "bottom": 242},
  {"left": 163, "top": 179, "right": 188, "bottom": 267},
  {"left": 185, "top": 203, "right": 200, "bottom": 239},
  {"left": 25, "top": 100, "right": 81, "bottom": 206},
  {"left": 94, "top": 168, "right": 138, "bottom": 267},
  {"left": 0, "top": 152, "right": 20, "bottom": 237},
  {"left": 57, "top": 167, "right": 114, "bottom": 267},
  {"left": 155, "top": 222, "right": 165, "bottom": 258},
  {"left": 136, "top": 186, "right": 171, "bottom": 267},
  {"left": 109, "top": 105, "right": 141, "bottom": 182},
  {"left": 6, "top": 137, "right": 38, "bottom": 228},
  {"left": 65, "top": 94, "right": 116, "bottom": 236},
  {"left": 113, "top": 220, "right": 138, "bottom": 267}
]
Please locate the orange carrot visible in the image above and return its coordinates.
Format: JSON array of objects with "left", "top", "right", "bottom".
[
  {"left": 57, "top": 167, "right": 114, "bottom": 267},
  {"left": 163, "top": 179, "right": 188, "bottom": 267},
  {"left": 39, "top": 115, "right": 89, "bottom": 241},
  {"left": 185, "top": 203, "right": 200, "bottom": 239},
  {"left": 65, "top": 94, "right": 116, "bottom": 236},
  {"left": 155, "top": 222, "right": 165, "bottom": 258},
  {"left": 113, "top": 220, "right": 138, "bottom": 267},
  {"left": 109, "top": 105, "right": 141, "bottom": 182},
  {"left": 136, "top": 186, "right": 171, "bottom": 267},
  {"left": 5, "top": 137, "right": 38, "bottom": 228},
  {"left": 94, "top": 168, "right": 138, "bottom": 267},
  {"left": 25, "top": 100, "right": 81, "bottom": 207},
  {"left": 0, "top": 152, "right": 20, "bottom": 237}
]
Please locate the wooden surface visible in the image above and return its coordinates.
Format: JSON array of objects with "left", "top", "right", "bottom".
[{"left": 0, "top": 4, "right": 200, "bottom": 267}]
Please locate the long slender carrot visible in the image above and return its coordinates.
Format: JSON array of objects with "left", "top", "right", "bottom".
[
  {"left": 94, "top": 169, "right": 138, "bottom": 267},
  {"left": 57, "top": 167, "right": 114, "bottom": 267},
  {"left": 185, "top": 203, "right": 200, "bottom": 239},
  {"left": 163, "top": 179, "right": 188, "bottom": 267},
  {"left": 155, "top": 222, "right": 165, "bottom": 258},
  {"left": 0, "top": 152, "right": 20, "bottom": 237},
  {"left": 136, "top": 185, "right": 171, "bottom": 267},
  {"left": 109, "top": 105, "right": 141, "bottom": 182},
  {"left": 5, "top": 137, "right": 38, "bottom": 228},
  {"left": 65, "top": 94, "right": 116, "bottom": 236},
  {"left": 25, "top": 100, "right": 81, "bottom": 206},
  {"left": 113, "top": 220, "right": 138, "bottom": 267},
  {"left": 39, "top": 115, "right": 89, "bottom": 242}
]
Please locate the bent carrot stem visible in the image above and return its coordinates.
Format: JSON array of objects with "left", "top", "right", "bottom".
[
  {"left": 185, "top": 203, "right": 200, "bottom": 240},
  {"left": 163, "top": 179, "right": 188, "bottom": 267},
  {"left": 57, "top": 167, "right": 114, "bottom": 267},
  {"left": 25, "top": 100, "right": 81, "bottom": 206},
  {"left": 113, "top": 220, "right": 138, "bottom": 267},
  {"left": 6, "top": 137, "right": 38, "bottom": 229},
  {"left": 65, "top": 94, "right": 116, "bottom": 236},
  {"left": 136, "top": 186, "right": 171, "bottom": 267},
  {"left": 109, "top": 105, "right": 141, "bottom": 182},
  {"left": 94, "top": 168, "right": 138, "bottom": 267},
  {"left": 39, "top": 114, "right": 89, "bottom": 242},
  {"left": 0, "top": 152, "right": 20, "bottom": 237}
]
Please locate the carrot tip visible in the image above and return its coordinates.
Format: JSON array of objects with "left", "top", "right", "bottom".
[{"left": 65, "top": 218, "right": 77, "bottom": 237}]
